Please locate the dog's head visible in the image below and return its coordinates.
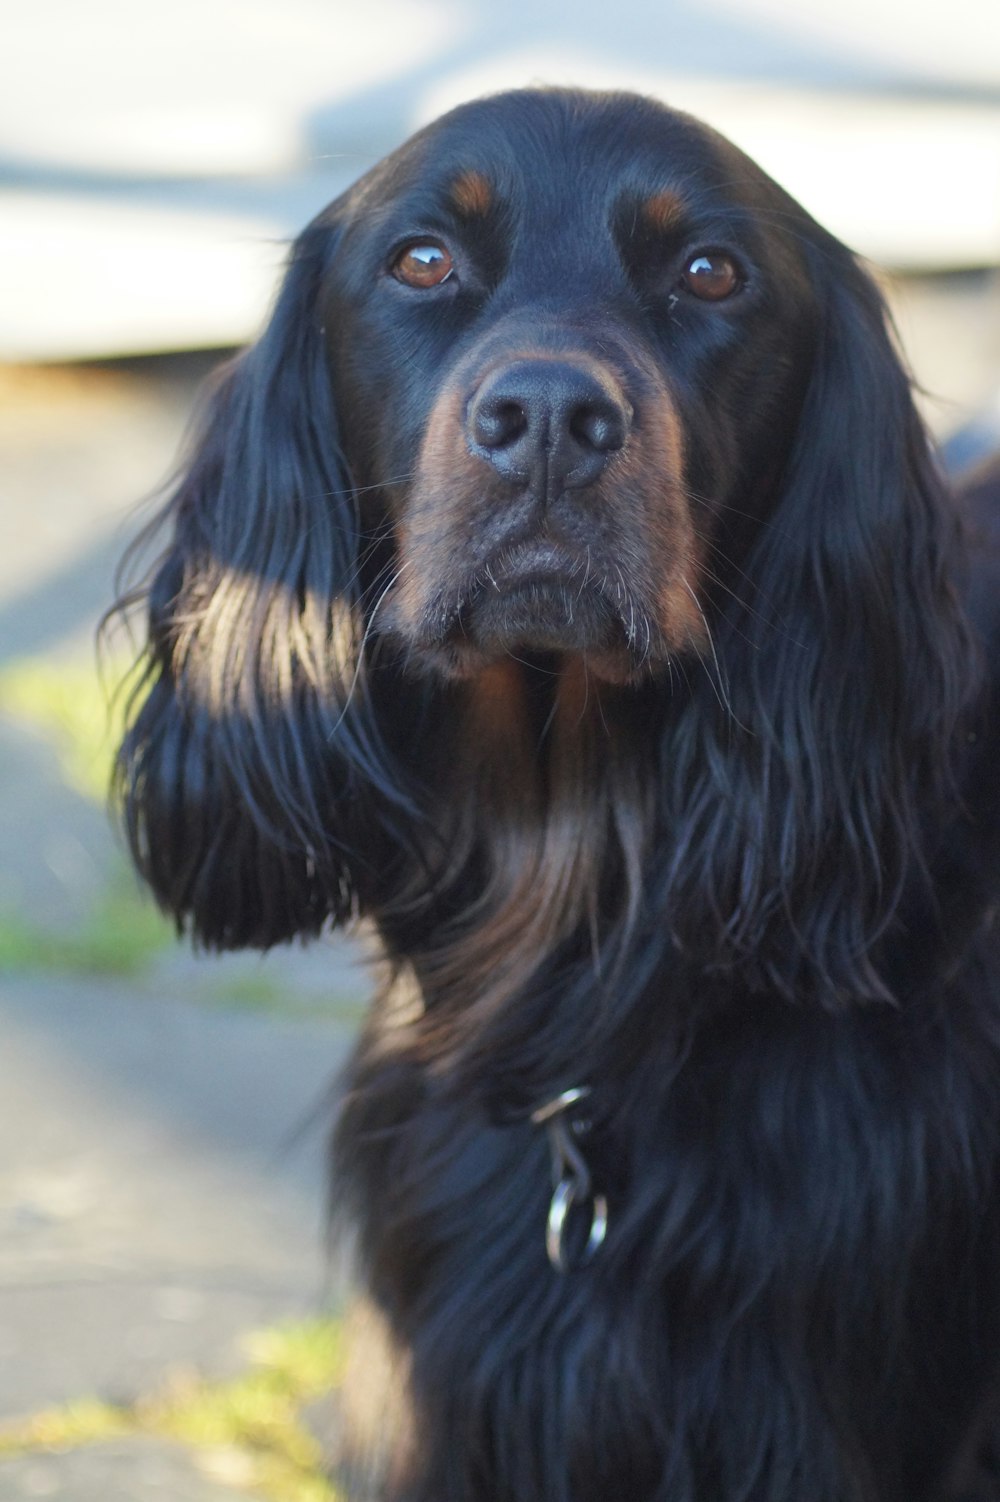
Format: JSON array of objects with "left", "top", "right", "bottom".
[
  {"left": 117, "top": 89, "right": 970, "bottom": 1008},
  {"left": 318, "top": 90, "right": 816, "bottom": 685},
  {"left": 313, "top": 87, "right": 822, "bottom": 687}
]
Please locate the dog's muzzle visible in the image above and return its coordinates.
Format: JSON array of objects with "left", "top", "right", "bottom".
[{"left": 467, "top": 356, "right": 631, "bottom": 503}]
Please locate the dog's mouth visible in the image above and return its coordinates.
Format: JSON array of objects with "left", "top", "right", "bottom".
[
  {"left": 419, "top": 541, "right": 670, "bottom": 685},
  {"left": 457, "top": 543, "right": 619, "bottom": 654},
  {"left": 378, "top": 536, "right": 681, "bottom": 684}
]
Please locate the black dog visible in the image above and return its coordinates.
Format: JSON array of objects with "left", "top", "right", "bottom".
[{"left": 117, "top": 90, "right": 1000, "bottom": 1500}]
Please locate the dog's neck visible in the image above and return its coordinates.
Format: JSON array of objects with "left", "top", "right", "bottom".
[{"left": 390, "top": 655, "right": 656, "bottom": 1046}]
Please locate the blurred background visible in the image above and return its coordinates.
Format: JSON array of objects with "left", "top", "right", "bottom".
[{"left": 1, "top": 2, "right": 999, "bottom": 1497}]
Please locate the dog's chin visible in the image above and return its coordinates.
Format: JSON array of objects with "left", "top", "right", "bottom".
[
  {"left": 402, "top": 579, "right": 663, "bottom": 686},
  {"left": 465, "top": 577, "right": 619, "bottom": 655}
]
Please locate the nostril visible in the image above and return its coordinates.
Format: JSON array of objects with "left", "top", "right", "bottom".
[
  {"left": 569, "top": 401, "right": 627, "bottom": 455},
  {"left": 472, "top": 396, "right": 528, "bottom": 450},
  {"left": 467, "top": 357, "right": 631, "bottom": 494}
]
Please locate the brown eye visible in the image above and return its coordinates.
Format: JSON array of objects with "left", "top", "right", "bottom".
[
  {"left": 680, "top": 251, "right": 742, "bottom": 301},
  {"left": 392, "top": 241, "right": 454, "bottom": 288}
]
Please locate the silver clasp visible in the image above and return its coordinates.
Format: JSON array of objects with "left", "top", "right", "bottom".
[{"left": 530, "top": 1087, "right": 608, "bottom": 1273}]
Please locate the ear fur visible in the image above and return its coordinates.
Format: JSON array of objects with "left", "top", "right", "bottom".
[
  {"left": 664, "top": 242, "right": 974, "bottom": 1002},
  {"left": 116, "top": 220, "right": 404, "bottom": 948}
]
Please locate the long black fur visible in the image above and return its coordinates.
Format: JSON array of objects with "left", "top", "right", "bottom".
[{"left": 115, "top": 90, "right": 1000, "bottom": 1501}]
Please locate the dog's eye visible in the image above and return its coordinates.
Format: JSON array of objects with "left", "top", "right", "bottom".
[
  {"left": 680, "top": 251, "right": 742, "bottom": 301},
  {"left": 392, "top": 241, "right": 455, "bottom": 288}
]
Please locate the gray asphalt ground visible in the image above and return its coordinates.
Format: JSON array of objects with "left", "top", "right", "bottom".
[
  {"left": 0, "top": 355, "right": 373, "bottom": 1498},
  {"left": 0, "top": 974, "right": 351, "bottom": 1415}
]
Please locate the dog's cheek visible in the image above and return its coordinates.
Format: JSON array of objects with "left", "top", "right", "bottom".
[
  {"left": 320, "top": 283, "right": 425, "bottom": 498},
  {"left": 617, "top": 389, "right": 710, "bottom": 655},
  {"left": 387, "top": 389, "right": 490, "bottom": 636}
]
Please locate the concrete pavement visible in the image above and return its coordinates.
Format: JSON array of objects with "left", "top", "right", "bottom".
[
  {"left": 0, "top": 972, "right": 355, "bottom": 1421},
  {"left": 0, "top": 355, "right": 369, "bottom": 1496}
]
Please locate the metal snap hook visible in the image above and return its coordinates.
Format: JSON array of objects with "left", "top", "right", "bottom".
[
  {"left": 546, "top": 1176, "right": 609, "bottom": 1273},
  {"left": 531, "top": 1085, "right": 608, "bottom": 1274},
  {"left": 530, "top": 1086, "right": 591, "bottom": 1125}
]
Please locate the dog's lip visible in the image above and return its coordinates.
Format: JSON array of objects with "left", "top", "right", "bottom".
[
  {"left": 475, "top": 540, "right": 588, "bottom": 591},
  {"left": 407, "top": 538, "right": 667, "bottom": 677},
  {"left": 449, "top": 539, "right": 626, "bottom": 656}
]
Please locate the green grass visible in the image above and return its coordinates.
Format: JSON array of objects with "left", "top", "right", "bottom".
[
  {"left": 0, "top": 651, "right": 369, "bottom": 1016},
  {"left": 0, "top": 650, "right": 174, "bottom": 980},
  {"left": 0, "top": 1398, "right": 129, "bottom": 1454},
  {"left": 0, "top": 874, "right": 173, "bottom": 978},
  {"left": 0, "top": 650, "right": 141, "bottom": 804},
  {"left": 0, "top": 1318, "right": 346, "bottom": 1502}
]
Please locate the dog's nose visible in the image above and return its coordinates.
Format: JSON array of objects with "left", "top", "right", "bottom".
[{"left": 468, "top": 359, "right": 629, "bottom": 494}]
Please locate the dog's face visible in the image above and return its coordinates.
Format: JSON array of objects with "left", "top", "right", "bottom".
[
  {"left": 319, "top": 90, "right": 817, "bottom": 684},
  {"left": 118, "top": 83, "right": 970, "bottom": 998}
]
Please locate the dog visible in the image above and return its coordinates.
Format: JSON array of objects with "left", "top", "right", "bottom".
[{"left": 116, "top": 89, "right": 1000, "bottom": 1500}]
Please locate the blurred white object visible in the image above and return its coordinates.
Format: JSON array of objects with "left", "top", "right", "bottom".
[
  {"left": 711, "top": 0, "right": 1000, "bottom": 90},
  {"left": 1, "top": 0, "right": 998, "bottom": 359},
  {"left": 0, "top": 0, "right": 460, "bottom": 176},
  {"left": 0, "top": 194, "right": 292, "bottom": 360}
]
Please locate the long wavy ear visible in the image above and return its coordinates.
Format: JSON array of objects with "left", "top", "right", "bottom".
[
  {"left": 115, "top": 219, "right": 404, "bottom": 949},
  {"left": 667, "top": 240, "right": 974, "bottom": 1002}
]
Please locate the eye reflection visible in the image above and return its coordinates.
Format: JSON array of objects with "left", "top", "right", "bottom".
[
  {"left": 680, "top": 251, "right": 742, "bottom": 302},
  {"left": 392, "top": 242, "right": 455, "bottom": 288}
]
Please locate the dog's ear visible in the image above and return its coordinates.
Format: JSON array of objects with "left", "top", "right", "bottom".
[
  {"left": 669, "top": 243, "right": 974, "bottom": 1001},
  {"left": 115, "top": 219, "right": 405, "bottom": 949}
]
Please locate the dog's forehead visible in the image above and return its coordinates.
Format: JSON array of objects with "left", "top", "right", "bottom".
[{"left": 359, "top": 90, "right": 758, "bottom": 225}]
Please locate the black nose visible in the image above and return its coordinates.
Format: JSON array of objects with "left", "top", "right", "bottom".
[{"left": 468, "top": 358, "right": 630, "bottom": 495}]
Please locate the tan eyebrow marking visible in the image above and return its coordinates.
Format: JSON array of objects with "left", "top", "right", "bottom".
[
  {"left": 642, "top": 190, "right": 686, "bottom": 235},
  {"left": 450, "top": 169, "right": 493, "bottom": 217}
]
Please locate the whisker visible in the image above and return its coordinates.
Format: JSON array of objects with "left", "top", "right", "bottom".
[
  {"left": 327, "top": 560, "right": 412, "bottom": 733},
  {"left": 681, "top": 576, "right": 750, "bottom": 732}
]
